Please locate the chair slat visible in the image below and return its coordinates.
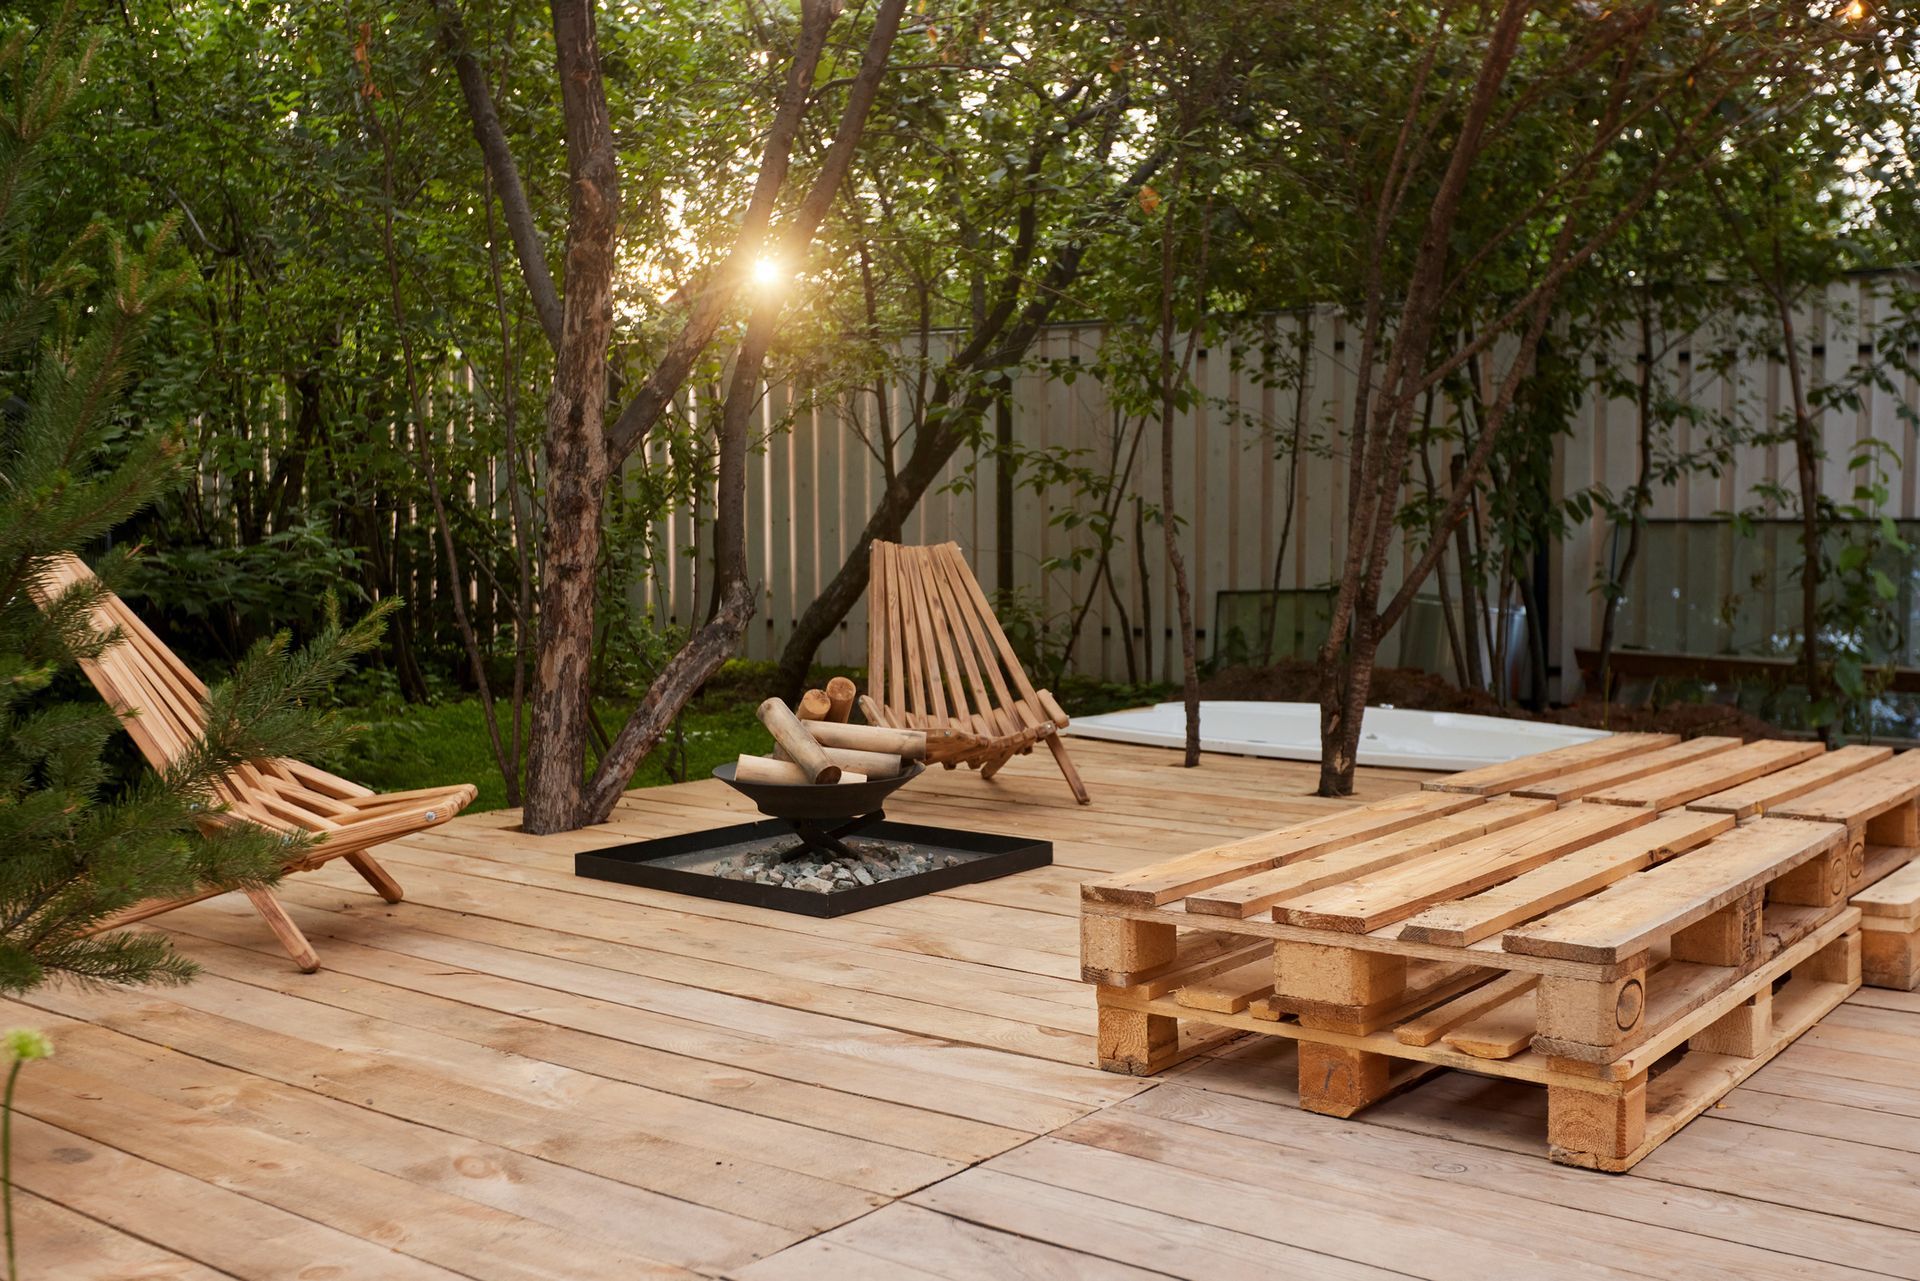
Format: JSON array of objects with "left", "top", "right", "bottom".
[
  {"left": 882, "top": 542, "right": 908, "bottom": 716},
  {"left": 931, "top": 543, "right": 1022, "bottom": 716},
  {"left": 924, "top": 549, "right": 1015, "bottom": 735},
  {"left": 918, "top": 546, "right": 988, "bottom": 731},
  {"left": 938, "top": 541, "right": 1045, "bottom": 706},
  {"left": 866, "top": 540, "right": 890, "bottom": 713},
  {"left": 898, "top": 545, "right": 935, "bottom": 721},
  {"left": 903, "top": 546, "right": 953, "bottom": 728}
]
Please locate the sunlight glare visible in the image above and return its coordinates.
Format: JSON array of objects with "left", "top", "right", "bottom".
[{"left": 750, "top": 256, "right": 787, "bottom": 289}]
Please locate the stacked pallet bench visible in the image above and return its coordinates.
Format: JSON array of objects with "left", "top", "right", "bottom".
[{"left": 1081, "top": 732, "right": 1920, "bottom": 1171}]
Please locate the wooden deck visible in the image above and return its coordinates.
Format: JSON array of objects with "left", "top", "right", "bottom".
[{"left": 12, "top": 738, "right": 1918, "bottom": 1279}]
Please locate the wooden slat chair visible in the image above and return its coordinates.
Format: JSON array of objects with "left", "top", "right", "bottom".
[
  {"left": 865, "top": 540, "right": 1090, "bottom": 804},
  {"left": 32, "top": 554, "right": 478, "bottom": 972}
]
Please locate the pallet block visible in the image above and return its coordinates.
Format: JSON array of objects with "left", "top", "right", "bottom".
[{"left": 1853, "top": 852, "right": 1920, "bottom": 991}]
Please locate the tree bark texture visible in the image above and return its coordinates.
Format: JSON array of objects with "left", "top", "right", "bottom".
[{"left": 522, "top": 0, "right": 619, "bottom": 834}]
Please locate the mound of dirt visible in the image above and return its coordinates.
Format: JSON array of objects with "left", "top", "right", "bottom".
[
  {"left": 1198, "top": 659, "right": 1790, "bottom": 741},
  {"left": 1201, "top": 659, "right": 1514, "bottom": 717},
  {"left": 1545, "top": 698, "right": 1788, "bottom": 742}
]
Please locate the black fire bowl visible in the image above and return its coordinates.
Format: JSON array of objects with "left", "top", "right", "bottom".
[
  {"left": 574, "top": 817, "right": 1053, "bottom": 919},
  {"left": 711, "top": 759, "right": 926, "bottom": 820}
]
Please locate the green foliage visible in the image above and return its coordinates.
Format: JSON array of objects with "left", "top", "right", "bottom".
[
  {"left": 12, "top": 0, "right": 1913, "bottom": 745},
  {"left": 322, "top": 684, "right": 766, "bottom": 811},
  {"left": 1734, "top": 439, "right": 1912, "bottom": 732},
  {"left": 0, "top": 10, "right": 393, "bottom": 994},
  {"left": 320, "top": 663, "right": 1171, "bottom": 812}
]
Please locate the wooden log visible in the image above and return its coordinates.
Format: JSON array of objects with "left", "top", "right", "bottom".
[
  {"left": 804, "top": 720, "right": 929, "bottom": 759},
  {"left": 753, "top": 699, "right": 841, "bottom": 783},
  {"left": 734, "top": 754, "right": 866, "bottom": 786},
  {"left": 773, "top": 744, "right": 903, "bottom": 778},
  {"left": 797, "top": 689, "right": 833, "bottom": 722},
  {"left": 825, "top": 676, "right": 857, "bottom": 722}
]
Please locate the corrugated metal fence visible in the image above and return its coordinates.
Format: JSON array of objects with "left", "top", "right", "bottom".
[{"left": 636, "top": 274, "right": 1920, "bottom": 699}]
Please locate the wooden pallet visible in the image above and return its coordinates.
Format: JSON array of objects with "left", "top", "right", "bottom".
[{"left": 1079, "top": 735, "right": 1910, "bottom": 1170}]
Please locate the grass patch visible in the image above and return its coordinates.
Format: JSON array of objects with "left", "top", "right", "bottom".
[{"left": 319, "top": 661, "right": 1169, "bottom": 813}]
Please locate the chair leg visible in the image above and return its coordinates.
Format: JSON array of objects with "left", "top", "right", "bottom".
[
  {"left": 980, "top": 747, "right": 1017, "bottom": 781},
  {"left": 345, "top": 851, "right": 406, "bottom": 904},
  {"left": 1046, "top": 733, "right": 1092, "bottom": 805},
  {"left": 245, "top": 888, "right": 320, "bottom": 973}
]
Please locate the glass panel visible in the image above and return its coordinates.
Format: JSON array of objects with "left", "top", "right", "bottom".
[
  {"left": 1211, "top": 589, "right": 1334, "bottom": 666},
  {"left": 1609, "top": 519, "right": 1920, "bottom": 664}
]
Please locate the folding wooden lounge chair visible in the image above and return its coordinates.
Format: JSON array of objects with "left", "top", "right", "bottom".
[
  {"left": 32, "top": 554, "right": 477, "bottom": 972},
  {"left": 865, "top": 540, "right": 1090, "bottom": 804}
]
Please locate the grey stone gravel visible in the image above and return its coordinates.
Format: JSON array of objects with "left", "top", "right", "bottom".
[{"left": 711, "top": 837, "right": 967, "bottom": 892}]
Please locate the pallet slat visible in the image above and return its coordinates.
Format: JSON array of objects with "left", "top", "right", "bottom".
[
  {"left": 1397, "top": 810, "right": 1733, "bottom": 947},
  {"left": 1081, "top": 790, "right": 1483, "bottom": 907},
  {"left": 1276, "top": 804, "right": 1652, "bottom": 934},
  {"left": 1769, "top": 749, "right": 1920, "bottom": 827},
  {"left": 1511, "top": 737, "right": 1740, "bottom": 803},
  {"left": 1583, "top": 740, "right": 1825, "bottom": 810},
  {"left": 1186, "top": 798, "right": 1553, "bottom": 920},
  {"left": 1687, "top": 743, "right": 1893, "bottom": 818},
  {"left": 1419, "top": 734, "right": 1677, "bottom": 795},
  {"left": 1502, "top": 818, "right": 1844, "bottom": 964}
]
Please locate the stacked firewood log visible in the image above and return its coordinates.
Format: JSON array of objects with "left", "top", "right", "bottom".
[{"left": 736, "top": 676, "right": 1050, "bottom": 786}]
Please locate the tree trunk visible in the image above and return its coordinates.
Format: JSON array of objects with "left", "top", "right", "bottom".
[
  {"left": 769, "top": 151, "right": 1167, "bottom": 700},
  {"left": 1134, "top": 495, "right": 1153, "bottom": 678},
  {"left": 772, "top": 462, "right": 931, "bottom": 702},
  {"left": 1162, "top": 416, "right": 1201, "bottom": 766},
  {"left": 1776, "top": 297, "right": 1823, "bottom": 726},
  {"left": 444, "top": 0, "right": 902, "bottom": 831},
  {"left": 1261, "top": 315, "right": 1311, "bottom": 663},
  {"left": 1158, "top": 176, "right": 1204, "bottom": 768},
  {"left": 1317, "top": 616, "right": 1376, "bottom": 796},
  {"left": 1516, "top": 560, "right": 1549, "bottom": 710},
  {"left": 1595, "top": 304, "right": 1657, "bottom": 704},
  {"left": 522, "top": 0, "right": 620, "bottom": 835},
  {"left": 1450, "top": 455, "right": 1486, "bottom": 691}
]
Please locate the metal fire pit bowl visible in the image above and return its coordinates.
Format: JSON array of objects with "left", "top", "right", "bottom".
[
  {"left": 705, "top": 759, "right": 927, "bottom": 862},
  {"left": 713, "top": 759, "right": 926, "bottom": 821}
]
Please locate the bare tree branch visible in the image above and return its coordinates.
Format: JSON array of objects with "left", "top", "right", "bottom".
[{"left": 430, "top": 0, "right": 563, "bottom": 350}]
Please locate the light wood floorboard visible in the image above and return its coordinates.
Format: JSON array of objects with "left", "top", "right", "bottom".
[{"left": 10, "top": 740, "right": 1912, "bottom": 1278}]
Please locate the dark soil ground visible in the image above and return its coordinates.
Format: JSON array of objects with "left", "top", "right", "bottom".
[{"left": 1198, "top": 659, "right": 1791, "bottom": 741}]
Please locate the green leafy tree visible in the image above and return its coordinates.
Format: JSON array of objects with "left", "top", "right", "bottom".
[{"left": 0, "top": 10, "right": 389, "bottom": 992}]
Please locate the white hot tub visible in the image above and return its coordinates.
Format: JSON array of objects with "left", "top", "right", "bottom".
[{"left": 1061, "top": 701, "right": 1606, "bottom": 772}]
